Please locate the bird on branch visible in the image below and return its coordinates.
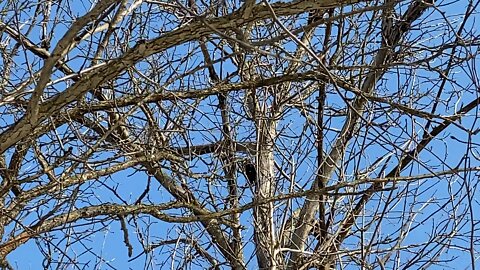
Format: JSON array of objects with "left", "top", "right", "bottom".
[{"left": 244, "top": 162, "right": 256, "bottom": 186}]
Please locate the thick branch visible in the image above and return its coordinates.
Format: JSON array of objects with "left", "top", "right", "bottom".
[
  {"left": 288, "top": 0, "right": 434, "bottom": 266},
  {"left": 0, "top": 0, "right": 365, "bottom": 155}
]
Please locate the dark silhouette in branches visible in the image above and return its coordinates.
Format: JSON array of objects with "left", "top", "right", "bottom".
[{"left": 244, "top": 162, "right": 256, "bottom": 186}]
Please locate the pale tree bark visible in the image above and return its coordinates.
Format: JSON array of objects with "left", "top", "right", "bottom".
[
  {"left": 1, "top": 0, "right": 479, "bottom": 269},
  {"left": 288, "top": 0, "right": 436, "bottom": 267},
  {"left": 254, "top": 119, "right": 278, "bottom": 268}
]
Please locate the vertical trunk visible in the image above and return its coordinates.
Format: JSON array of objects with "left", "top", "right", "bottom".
[{"left": 254, "top": 119, "right": 278, "bottom": 269}]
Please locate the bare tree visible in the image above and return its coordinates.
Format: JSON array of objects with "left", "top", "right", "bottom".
[{"left": 1, "top": 0, "right": 480, "bottom": 269}]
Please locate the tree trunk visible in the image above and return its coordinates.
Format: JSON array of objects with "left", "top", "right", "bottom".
[{"left": 254, "top": 119, "right": 278, "bottom": 269}]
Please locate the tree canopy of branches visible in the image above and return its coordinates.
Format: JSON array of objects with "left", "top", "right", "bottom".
[{"left": 1, "top": 0, "right": 480, "bottom": 269}]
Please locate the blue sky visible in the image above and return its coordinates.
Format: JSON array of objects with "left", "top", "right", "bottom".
[{"left": 1, "top": 0, "right": 480, "bottom": 269}]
